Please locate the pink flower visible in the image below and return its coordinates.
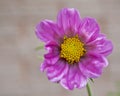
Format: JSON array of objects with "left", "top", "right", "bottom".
[{"left": 35, "top": 8, "right": 113, "bottom": 90}]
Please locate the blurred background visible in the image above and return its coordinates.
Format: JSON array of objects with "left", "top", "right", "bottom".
[{"left": 0, "top": 0, "right": 120, "bottom": 96}]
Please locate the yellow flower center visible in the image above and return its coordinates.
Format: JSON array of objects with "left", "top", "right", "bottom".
[{"left": 60, "top": 35, "right": 86, "bottom": 64}]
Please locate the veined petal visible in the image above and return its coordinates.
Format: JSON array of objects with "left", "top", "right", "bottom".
[
  {"left": 79, "top": 17, "right": 100, "bottom": 43},
  {"left": 79, "top": 53, "right": 108, "bottom": 78},
  {"left": 57, "top": 8, "right": 81, "bottom": 34},
  {"left": 35, "top": 20, "right": 60, "bottom": 42},
  {"left": 40, "top": 61, "right": 50, "bottom": 72},
  {"left": 86, "top": 34, "right": 113, "bottom": 56},
  {"left": 44, "top": 41, "right": 60, "bottom": 64},
  {"left": 99, "top": 40, "right": 113, "bottom": 56},
  {"left": 60, "top": 65, "right": 87, "bottom": 90},
  {"left": 44, "top": 54, "right": 59, "bottom": 65},
  {"left": 46, "top": 60, "right": 68, "bottom": 82},
  {"left": 45, "top": 41, "right": 60, "bottom": 52}
]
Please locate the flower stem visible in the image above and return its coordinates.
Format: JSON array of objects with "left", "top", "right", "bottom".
[{"left": 86, "top": 83, "right": 92, "bottom": 96}]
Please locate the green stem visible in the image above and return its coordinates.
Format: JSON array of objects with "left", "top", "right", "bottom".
[{"left": 86, "top": 83, "right": 92, "bottom": 96}]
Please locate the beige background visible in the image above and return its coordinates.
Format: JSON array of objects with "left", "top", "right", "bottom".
[{"left": 0, "top": 0, "right": 120, "bottom": 96}]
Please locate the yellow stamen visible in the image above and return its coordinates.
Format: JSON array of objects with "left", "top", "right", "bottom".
[{"left": 60, "top": 35, "right": 86, "bottom": 64}]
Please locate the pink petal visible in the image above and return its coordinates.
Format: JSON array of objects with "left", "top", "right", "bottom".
[
  {"left": 44, "top": 54, "right": 59, "bottom": 65},
  {"left": 40, "top": 61, "right": 50, "bottom": 72},
  {"left": 78, "top": 17, "right": 100, "bottom": 43},
  {"left": 79, "top": 53, "right": 108, "bottom": 78},
  {"left": 45, "top": 60, "right": 68, "bottom": 82},
  {"left": 86, "top": 34, "right": 113, "bottom": 56},
  {"left": 57, "top": 8, "right": 81, "bottom": 35},
  {"left": 60, "top": 64, "right": 88, "bottom": 90},
  {"left": 45, "top": 41, "right": 60, "bottom": 53},
  {"left": 99, "top": 40, "right": 113, "bottom": 56},
  {"left": 35, "top": 20, "right": 60, "bottom": 42},
  {"left": 44, "top": 41, "right": 60, "bottom": 64}
]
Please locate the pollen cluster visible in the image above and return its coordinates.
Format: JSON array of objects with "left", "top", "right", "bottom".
[{"left": 60, "top": 35, "right": 86, "bottom": 64}]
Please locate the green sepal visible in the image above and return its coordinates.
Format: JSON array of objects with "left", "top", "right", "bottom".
[
  {"left": 90, "top": 78, "right": 94, "bottom": 83},
  {"left": 35, "top": 45, "right": 44, "bottom": 51}
]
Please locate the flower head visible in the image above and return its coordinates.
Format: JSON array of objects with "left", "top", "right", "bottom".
[{"left": 35, "top": 8, "right": 113, "bottom": 90}]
